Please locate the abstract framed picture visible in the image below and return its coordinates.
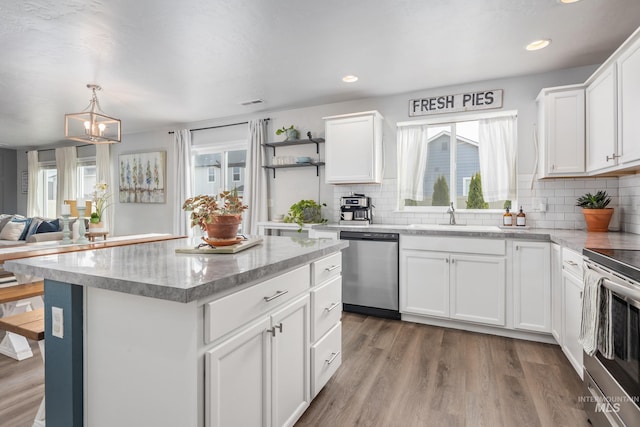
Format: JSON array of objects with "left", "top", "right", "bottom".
[{"left": 118, "top": 151, "right": 166, "bottom": 203}]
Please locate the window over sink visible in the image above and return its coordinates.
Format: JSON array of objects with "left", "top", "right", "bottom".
[{"left": 397, "top": 111, "right": 517, "bottom": 212}]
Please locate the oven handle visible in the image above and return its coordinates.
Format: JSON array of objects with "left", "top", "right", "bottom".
[{"left": 586, "top": 262, "right": 640, "bottom": 302}]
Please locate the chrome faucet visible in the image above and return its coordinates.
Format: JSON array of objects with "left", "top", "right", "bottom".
[{"left": 447, "top": 202, "right": 456, "bottom": 225}]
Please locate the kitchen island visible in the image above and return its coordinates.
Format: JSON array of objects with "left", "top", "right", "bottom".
[{"left": 4, "top": 235, "right": 347, "bottom": 427}]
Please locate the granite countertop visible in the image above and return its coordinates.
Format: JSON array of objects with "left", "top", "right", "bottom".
[
  {"left": 3, "top": 236, "right": 348, "bottom": 303},
  {"left": 312, "top": 224, "right": 640, "bottom": 252}
]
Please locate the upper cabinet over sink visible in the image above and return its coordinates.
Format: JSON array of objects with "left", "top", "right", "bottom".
[{"left": 323, "top": 111, "right": 383, "bottom": 184}]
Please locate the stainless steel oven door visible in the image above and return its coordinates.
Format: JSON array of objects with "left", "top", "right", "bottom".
[{"left": 583, "top": 261, "right": 640, "bottom": 426}]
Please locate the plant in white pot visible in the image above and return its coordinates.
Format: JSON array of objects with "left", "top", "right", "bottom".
[
  {"left": 275, "top": 125, "right": 299, "bottom": 141},
  {"left": 576, "top": 190, "right": 613, "bottom": 232},
  {"left": 89, "top": 182, "right": 111, "bottom": 231},
  {"left": 182, "top": 188, "right": 248, "bottom": 244}
]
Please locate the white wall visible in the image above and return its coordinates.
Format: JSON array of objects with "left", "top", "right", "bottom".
[{"left": 22, "top": 63, "right": 638, "bottom": 235}]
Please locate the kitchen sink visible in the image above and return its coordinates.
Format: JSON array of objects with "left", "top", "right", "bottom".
[{"left": 408, "top": 224, "right": 502, "bottom": 232}]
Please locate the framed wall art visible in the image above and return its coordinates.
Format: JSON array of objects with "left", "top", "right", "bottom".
[{"left": 118, "top": 151, "right": 166, "bottom": 203}]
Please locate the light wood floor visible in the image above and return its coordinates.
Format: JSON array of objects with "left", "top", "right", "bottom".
[
  {"left": 0, "top": 331, "right": 43, "bottom": 427},
  {"left": 296, "top": 312, "right": 590, "bottom": 427},
  {"left": 0, "top": 314, "right": 590, "bottom": 427}
]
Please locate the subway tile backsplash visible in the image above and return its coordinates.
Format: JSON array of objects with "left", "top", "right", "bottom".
[{"left": 332, "top": 174, "right": 640, "bottom": 234}]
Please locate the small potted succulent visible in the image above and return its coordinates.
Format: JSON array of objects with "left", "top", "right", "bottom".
[
  {"left": 576, "top": 190, "right": 613, "bottom": 232},
  {"left": 275, "top": 125, "right": 299, "bottom": 141},
  {"left": 283, "top": 199, "right": 327, "bottom": 232},
  {"left": 182, "top": 188, "right": 248, "bottom": 243}
]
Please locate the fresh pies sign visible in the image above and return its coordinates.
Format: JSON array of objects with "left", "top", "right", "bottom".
[{"left": 409, "top": 89, "right": 503, "bottom": 116}]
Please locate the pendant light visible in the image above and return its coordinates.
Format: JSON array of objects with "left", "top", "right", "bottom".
[{"left": 65, "top": 84, "right": 121, "bottom": 144}]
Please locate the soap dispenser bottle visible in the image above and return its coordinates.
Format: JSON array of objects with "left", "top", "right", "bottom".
[
  {"left": 516, "top": 206, "right": 526, "bottom": 227},
  {"left": 503, "top": 207, "right": 513, "bottom": 226}
]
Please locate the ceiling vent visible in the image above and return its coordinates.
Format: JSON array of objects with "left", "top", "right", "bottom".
[{"left": 240, "top": 99, "right": 264, "bottom": 106}]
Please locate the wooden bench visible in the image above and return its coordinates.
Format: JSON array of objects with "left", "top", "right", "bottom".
[
  {"left": 0, "top": 281, "right": 44, "bottom": 304},
  {"left": 0, "top": 307, "right": 44, "bottom": 341}
]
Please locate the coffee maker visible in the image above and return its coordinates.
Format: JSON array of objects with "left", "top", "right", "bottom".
[{"left": 340, "top": 194, "right": 372, "bottom": 225}]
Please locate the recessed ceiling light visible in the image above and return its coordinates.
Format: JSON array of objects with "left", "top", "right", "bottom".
[
  {"left": 342, "top": 75, "right": 359, "bottom": 83},
  {"left": 526, "top": 39, "right": 551, "bottom": 51},
  {"left": 558, "top": 0, "right": 581, "bottom": 3}
]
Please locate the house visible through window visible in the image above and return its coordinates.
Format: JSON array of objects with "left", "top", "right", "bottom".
[
  {"left": 192, "top": 144, "right": 246, "bottom": 197},
  {"left": 37, "top": 156, "right": 97, "bottom": 218},
  {"left": 397, "top": 112, "right": 516, "bottom": 211}
]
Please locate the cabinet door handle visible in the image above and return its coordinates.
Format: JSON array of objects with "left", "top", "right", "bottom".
[
  {"left": 264, "top": 290, "right": 288, "bottom": 302},
  {"left": 275, "top": 322, "right": 283, "bottom": 333},
  {"left": 325, "top": 302, "right": 341, "bottom": 312},
  {"left": 324, "top": 265, "right": 340, "bottom": 272},
  {"left": 579, "top": 291, "right": 583, "bottom": 299},
  {"left": 606, "top": 153, "right": 620, "bottom": 161},
  {"left": 451, "top": 258, "right": 455, "bottom": 264},
  {"left": 516, "top": 245, "right": 519, "bottom": 251},
  {"left": 564, "top": 260, "right": 578, "bottom": 267},
  {"left": 445, "top": 258, "right": 449, "bottom": 263},
  {"left": 267, "top": 326, "right": 277, "bottom": 337},
  {"left": 325, "top": 351, "right": 341, "bottom": 365}
]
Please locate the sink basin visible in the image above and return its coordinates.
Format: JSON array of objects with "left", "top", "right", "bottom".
[{"left": 408, "top": 224, "right": 502, "bottom": 232}]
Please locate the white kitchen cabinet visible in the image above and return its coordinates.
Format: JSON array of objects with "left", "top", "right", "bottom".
[
  {"left": 586, "top": 64, "right": 618, "bottom": 173},
  {"left": 400, "top": 236, "right": 506, "bottom": 327},
  {"left": 400, "top": 249, "right": 450, "bottom": 318},
  {"left": 617, "top": 35, "right": 640, "bottom": 165},
  {"left": 450, "top": 254, "right": 506, "bottom": 326},
  {"left": 323, "top": 111, "right": 383, "bottom": 184},
  {"left": 206, "top": 294, "right": 310, "bottom": 427},
  {"left": 561, "top": 248, "right": 584, "bottom": 379},
  {"left": 550, "top": 243, "right": 562, "bottom": 342},
  {"left": 562, "top": 267, "right": 584, "bottom": 379},
  {"left": 536, "top": 86, "right": 585, "bottom": 177},
  {"left": 512, "top": 241, "right": 551, "bottom": 333}
]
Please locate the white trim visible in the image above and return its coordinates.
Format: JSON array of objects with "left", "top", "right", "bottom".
[
  {"left": 191, "top": 139, "right": 247, "bottom": 153},
  {"left": 397, "top": 109, "right": 518, "bottom": 127}
]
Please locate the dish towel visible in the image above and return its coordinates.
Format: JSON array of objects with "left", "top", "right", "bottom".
[
  {"left": 579, "top": 269, "right": 605, "bottom": 356},
  {"left": 598, "top": 286, "right": 614, "bottom": 359}
]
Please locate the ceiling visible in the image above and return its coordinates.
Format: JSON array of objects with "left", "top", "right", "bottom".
[{"left": 2, "top": 0, "right": 640, "bottom": 149}]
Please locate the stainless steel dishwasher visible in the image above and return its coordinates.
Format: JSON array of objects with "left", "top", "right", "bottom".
[{"left": 340, "top": 231, "right": 400, "bottom": 319}]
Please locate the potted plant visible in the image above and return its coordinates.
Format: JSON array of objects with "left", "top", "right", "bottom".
[
  {"left": 283, "top": 200, "right": 327, "bottom": 232},
  {"left": 576, "top": 190, "right": 613, "bottom": 232},
  {"left": 182, "top": 188, "right": 248, "bottom": 243},
  {"left": 89, "top": 182, "right": 111, "bottom": 230},
  {"left": 275, "top": 125, "right": 299, "bottom": 141}
]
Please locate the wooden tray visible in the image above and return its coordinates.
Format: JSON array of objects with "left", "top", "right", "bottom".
[{"left": 175, "top": 237, "right": 263, "bottom": 254}]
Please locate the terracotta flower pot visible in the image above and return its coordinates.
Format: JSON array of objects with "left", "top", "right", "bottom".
[
  {"left": 203, "top": 215, "right": 242, "bottom": 241},
  {"left": 582, "top": 208, "right": 614, "bottom": 232}
]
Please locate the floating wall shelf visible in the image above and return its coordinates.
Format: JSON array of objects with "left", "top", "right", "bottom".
[
  {"left": 263, "top": 162, "right": 325, "bottom": 178},
  {"left": 262, "top": 137, "right": 325, "bottom": 155}
]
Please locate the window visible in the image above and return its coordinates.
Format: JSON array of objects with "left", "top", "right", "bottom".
[
  {"left": 397, "top": 112, "right": 516, "bottom": 211},
  {"left": 192, "top": 143, "right": 247, "bottom": 197},
  {"left": 77, "top": 163, "right": 96, "bottom": 200},
  {"left": 37, "top": 157, "right": 97, "bottom": 218},
  {"left": 231, "top": 167, "right": 241, "bottom": 182}
]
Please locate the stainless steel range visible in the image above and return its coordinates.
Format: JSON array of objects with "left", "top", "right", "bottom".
[{"left": 582, "top": 248, "right": 640, "bottom": 427}]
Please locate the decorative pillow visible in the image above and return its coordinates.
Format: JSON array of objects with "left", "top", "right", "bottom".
[
  {"left": 0, "top": 220, "right": 26, "bottom": 241},
  {"left": 0, "top": 214, "right": 14, "bottom": 232},
  {"left": 15, "top": 218, "right": 33, "bottom": 240},
  {"left": 25, "top": 218, "right": 43, "bottom": 239},
  {"left": 36, "top": 219, "right": 60, "bottom": 234}
]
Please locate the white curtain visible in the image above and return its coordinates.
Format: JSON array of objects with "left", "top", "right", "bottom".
[
  {"left": 478, "top": 115, "right": 517, "bottom": 202},
  {"left": 397, "top": 125, "right": 430, "bottom": 202},
  {"left": 174, "top": 129, "right": 193, "bottom": 236},
  {"left": 96, "top": 145, "right": 114, "bottom": 233},
  {"left": 55, "top": 147, "right": 77, "bottom": 217},
  {"left": 26, "top": 150, "right": 41, "bottom": 217},
  {"left": 244, "top": 119, "right": 268, "bottom": 235}
]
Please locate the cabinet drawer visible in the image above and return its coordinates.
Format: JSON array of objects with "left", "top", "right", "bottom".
[
  {"left": 401, "top": 235, "right": 506, "bottom": 255},
  {"left": 311, "top": 322, "right": 342, "bottom": 398},
  {"left": 205, "top": 265, "right": 310, "bottom": 344},
  {"left": 312, "top": 252, "right": 342, "bottom": 285},
  {"left": 311, "top": 276, "right": 342, "bottom": 342},
  {"left": 562, "top": 248, "right": 584, "bottom": 279}
]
